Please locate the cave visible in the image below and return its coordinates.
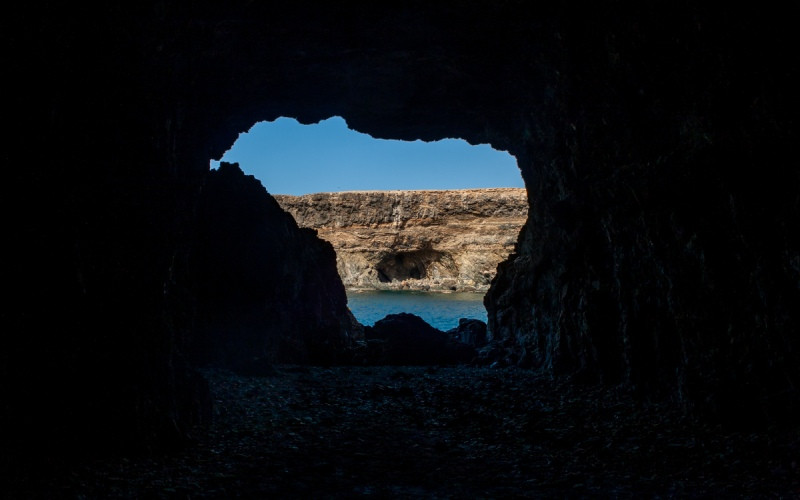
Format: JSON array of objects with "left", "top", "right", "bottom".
[
  {"left": 375, "top": 249, "right": 453, "bottom": 283},
  {"left": 3, "top": 1, "right": 799, "bottom": 496}
]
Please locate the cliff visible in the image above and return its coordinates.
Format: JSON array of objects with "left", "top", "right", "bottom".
[{"left": 275, "top": 189, "right": 528, "bottom": 292}]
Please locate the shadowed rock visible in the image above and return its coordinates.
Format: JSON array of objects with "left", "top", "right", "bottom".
[
  {"left": 191, "top": 162, "right": 361, "bottom": 369},
  {"left": 447, "top": 318, "right": 489, "bottom": 349},
  {"left": 362, "top": 313, "right": 475, "bottom": 366}
]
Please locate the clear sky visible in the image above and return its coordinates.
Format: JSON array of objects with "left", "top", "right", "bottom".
[{"left": 210, "top": 116, "right": 523, "bottom": 195}]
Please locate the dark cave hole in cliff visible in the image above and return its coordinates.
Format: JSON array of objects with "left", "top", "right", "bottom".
[
  {"left": 377, "top": 252, "right": 424, "bottom": 282},
  {"left": 375, "top": 250, "right": 453, "bottom": 283}
]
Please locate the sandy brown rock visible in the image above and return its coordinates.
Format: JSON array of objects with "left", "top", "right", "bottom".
[{"left": 275, "top": 189, "right": 528, "bottom": 292}]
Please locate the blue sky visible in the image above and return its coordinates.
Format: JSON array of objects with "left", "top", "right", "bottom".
[{"left": 210, "top": 116, "right": 523, "bottom": 195}]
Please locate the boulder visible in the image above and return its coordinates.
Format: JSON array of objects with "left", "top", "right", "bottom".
[
  {"left": 362, "top": 313, "right": 475, "bottom": 365},
  {"left": 447, "top": 318, "right": 489, "bottom": 348}
]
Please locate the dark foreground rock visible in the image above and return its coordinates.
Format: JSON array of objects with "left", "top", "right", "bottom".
[
  {"left": 5, "top": 366, "right": 798, "bottom": 498},
  {"left": 359, "top": 313, "right": 475, "bottom": 366},
  {"left": 447, "top": 318, "right": 489, "bottom": 349},
  {"left": 191, "top": 162, "right": 361, "bottom": 369}
]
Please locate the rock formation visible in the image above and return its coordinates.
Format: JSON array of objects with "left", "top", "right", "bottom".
[
  {"left": 361, "top": 313, "right": 476, "bottom": 365},
  {"left": 3, "top": 1, "right": 799, "bottom": 460},
  {"left": 191, "top": 162, "right": 360, "bottom": 368},
  {"left": 275, "top": 189, "right": 528, "bottom": 292}
]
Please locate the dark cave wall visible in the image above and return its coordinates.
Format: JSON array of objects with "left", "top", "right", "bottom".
[
  {"left": 485, "top": 5, "right": 800, "bottom": 424},
  {"left": 192, "top": 162, "right": 359, "bottom": 368},
  {"left": 2, "top": 0, "right": 798, "bottom": 457},
  {"left": 2, "top": 5, "right": 215, "bottom": 454}
]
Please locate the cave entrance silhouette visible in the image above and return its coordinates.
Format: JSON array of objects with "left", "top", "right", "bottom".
[{"left": 211, "top": 116, "right": 527, "bottom": 330}]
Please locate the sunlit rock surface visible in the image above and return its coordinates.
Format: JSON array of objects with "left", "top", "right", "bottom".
[{"left": 275, "top": 189, "right": 527, "bottom": 292}]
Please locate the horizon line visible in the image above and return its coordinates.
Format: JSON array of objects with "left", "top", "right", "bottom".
[{"left": 272, "top": 186, "right": 527, "bottom": 196}]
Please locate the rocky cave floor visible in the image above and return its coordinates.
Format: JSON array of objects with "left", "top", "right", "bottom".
[{"left": 7, "top": 365, "right": 800, "bottom": 499}]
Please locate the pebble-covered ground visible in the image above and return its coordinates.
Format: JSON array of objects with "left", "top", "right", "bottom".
[{"left": 5, "top": 365, "right": 800, "bottom": 498}]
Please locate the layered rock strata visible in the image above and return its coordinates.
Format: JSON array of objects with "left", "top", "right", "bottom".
[{"left": 275, "top": 189, "right": 527, "bottom": 292}]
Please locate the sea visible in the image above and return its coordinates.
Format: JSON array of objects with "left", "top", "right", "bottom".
[{"left": 346, "top": 290, "right": 487, "bottom": 331}]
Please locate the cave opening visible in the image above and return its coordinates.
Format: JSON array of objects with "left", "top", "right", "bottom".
[
  {"left": 375, "top": 249, "right": 454, "bottom": 284},
  {"left": 209, "top": 115, "right": 527, "bottom": 330}
]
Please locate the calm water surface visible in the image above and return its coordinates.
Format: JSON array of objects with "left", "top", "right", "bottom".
[{"left": 346, "top": 290, "right": 487, "bottom": 331}]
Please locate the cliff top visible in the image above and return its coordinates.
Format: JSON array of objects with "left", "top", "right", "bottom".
[
  {"left": 274, "top": 188, "right": 528, "bottom": 229},
  {"left": 274, "top": 187, "right": 526, "bottom": 197}
]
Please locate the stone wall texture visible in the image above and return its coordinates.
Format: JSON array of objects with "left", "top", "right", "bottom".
[{"left": 275, "top": 189, "right": 528, "bottom": 292}]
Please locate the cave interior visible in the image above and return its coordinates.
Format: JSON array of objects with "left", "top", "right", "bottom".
[{"left": 2, "top": 1, "right": 799, "bottom": 495}]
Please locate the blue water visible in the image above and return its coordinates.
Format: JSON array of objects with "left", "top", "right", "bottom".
[{"left": 346, "top": 290, "right": 487, "bottom": 331}]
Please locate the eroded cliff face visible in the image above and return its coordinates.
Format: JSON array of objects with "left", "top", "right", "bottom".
[{"left": 275, "top": 189, "right": 528, "bottom": 292}]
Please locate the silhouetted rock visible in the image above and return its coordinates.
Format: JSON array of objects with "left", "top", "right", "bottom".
[
  {"left": 191, "top": 162, "right": 361, "bottom": 369},
  {"left": 447, "top": 318, "right": 489, "bottom": 348},
  {"left": 362, "top": 313, "right": 475, "bottom": 365}
]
